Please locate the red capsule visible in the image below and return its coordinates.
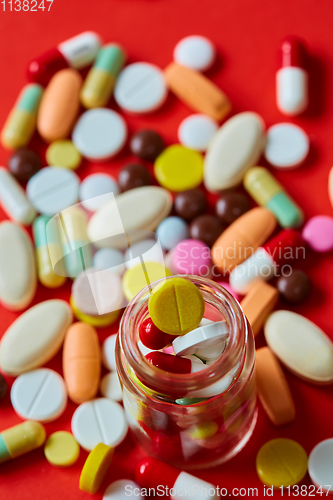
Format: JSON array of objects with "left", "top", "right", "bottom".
[
  {"left": 139, "top": 318, "right": 175, "bottom": 350},
  {"left": 280, "top": 37, "right": 306, "bottom": 68},
  {"left": 145, "top": 351, "right": 191, "bottom": 374}
]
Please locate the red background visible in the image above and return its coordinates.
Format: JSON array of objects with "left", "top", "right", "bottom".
[{"left": 1, "top": 0, "right": 333, "bottom": 498}]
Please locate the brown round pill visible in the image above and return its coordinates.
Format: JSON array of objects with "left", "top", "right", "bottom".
[
  {"left": 216, "top": 192, "right": 250, "bottom": 225},
  {"left": 190, "top": 215, "right": 225, "bottom": 248},
  {"left": 130, "top": 130, "right": 164, "bottom": 162},
  {"left": 8, "top": 148, "right": 41, "bottom": 182},
  {"left": 118, "top": 164, "right": 151, "bottom": 192},
  {"left": 0, "top": 373, "right": 7, "bottom": 401},
  {"left": 174, "top": 189, "right": 207, "bottom": 221},
  {"left": 277, "top": 270, "right": 311, "bottom": 304}
]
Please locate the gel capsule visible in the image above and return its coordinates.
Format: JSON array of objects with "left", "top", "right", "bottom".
[
  {"left": 27, "top": 32, "right": 102, "bottom": 87},
  {"left": 0, "top": 168, "right": 36, "bottom": 225},
  {"left": 0, "top": 421, "right": 46, "bottom": 464},
  {"left": 145, "top": 352, "right": 205, "bottom": 374},
  {"left": 1, "top": 84, "right": 43, "bottom": 149},
  {"left": 81, "top": 44, "right": 126, "bottom": 108}
]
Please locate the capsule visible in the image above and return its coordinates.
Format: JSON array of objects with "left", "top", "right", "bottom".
[
  {"left": 81, "top": 44, "right": 126, "bottom": 108},
  {"left": 244, "top": 167, "right": 304, "bottom": 228},
  {"left": 33, "top": 215, "right": 66, "bottom": 288},
  {"left": 1, "top": 84, "right": 43, "bottom": 149},
  {"left": 27, "top": 31, "right": 102, "bottom": 87},
  {"left": 0, "top": 168, "right": 36, "bottom": 225},
  {"left": 276, "top": 37, "right": 308, "bottom": 116},
  {"left": 0, "top": 421, "right": 46, "bottom": 464}
]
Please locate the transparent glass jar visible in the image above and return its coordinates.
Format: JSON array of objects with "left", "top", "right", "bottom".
[{"left": 116, "top": 276, "right": 257, "bottom": 470}]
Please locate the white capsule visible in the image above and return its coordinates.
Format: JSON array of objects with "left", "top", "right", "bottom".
[{"left": 229, "top": 248, "right": 276, "bottom": 294}]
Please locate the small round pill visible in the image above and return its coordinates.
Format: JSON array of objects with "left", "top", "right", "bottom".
[
  {"left": 156, "top": 216, "right": 189, "bottom": 250},
  {"left": 79, "top": 173, "right": 119, "bottom": 212},
  {"left": 190, "top": 215, "right": 225, "bottom": 247},
  {"left": 118, "top": 164, "right": 151, "bottom": 192},
  {"left": 122, "top": 262, "right": 172, "bottom": 302},
  {"left": 277, "top": 269, "right": 311, "bottom": 304},
  {"left": 308, "top": 438, "right": 333, "bottom": 493},
  {"left": 178, "top": 114, "right": 218, "bottom": 152},
  {"left": 93, "top": 248, "right": 125, "bottom": 275},
  {"left": 265, "top": 123, "right": 310, "bottom": 169},
  {"left": 46, "top": 140, "right": 82, "bottom": 170},
  {"left": 173, "top": 35, "right": 216, "bottom": 72},
  {"left": 174, "top": 189, "right": 207, "bottom": 221},
  {"left": 215, "top": 192, "right": 250, "bottom": 225},
  {"left": 44, "top": 431, "right": 80, "bottom": 467},
  {"left": 8, "top": 148, "right": 41, "bottom": 182},
  {"left": 103, "top": 480, "right": 144, "bottom": 500},
  {"left": 79, "top": 443, "right": 114, "bottom": 494},
  {"left": 130, "top": 130, "right": 164, "bottom": 162},
  {"left": 100, "top": 372, "right": 122, "bottom": 402},
  {"left": 0, "top": 373, "right": 7, "bottom": 400}
]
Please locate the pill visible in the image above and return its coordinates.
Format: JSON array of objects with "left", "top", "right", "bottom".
[
  {"left": 93, "top": 248, "right": 125, "bottom": 274},
  {"left": 0, "top": 299, "right": 72, "bottom": 375},
  {"left": 8, "top": 148, "right": 41, "bottom": 182},
  {"left": 72, "top": 108, "right": 128, "bottom": 161},
  {"left": 1, "top": 83, "right": 43, "bottom": 149},
  {"left": 256, "top": 438, "right": 307, "bottom": 488},
  {"left": 130, "top": 130, "right": 165, "bottom": 161},
  {"left": 172, "top": 239, "right": 212, "bottom": 276},
  {"left": 174, "top": 189, "right": 207, "bottom": 221},
  {"left": 0, "top": 168, "right": 36, "bottom": 225},
  {"left": 0, "top": 374, "right": 7, "bottom": 400},
  {"left": 87, "top": 186, "right": 173, "bottom": 249},
  {"left": 174, "top": 36, "right": 215, "bottom": 72},
  {"left": 277, "top": 270, "right": 311, "bottom": 304},
  {"left": 70, "top": 295, "right": 120, "bottom": 328},
  {"left": 156, "top": 216, "right": 189, "bottom": 250},
  {"left": 165, "top": 62, "right": 231, "bottom": 122},
  {"left": 172, "top": 321, "right": 229, "bottom": 357},
  {"left": 11, "top": 368, "right": 67, "bottom": 422},
  {"left": 0, "top": 221, "right": 37, "bottom": 310},
  {"left": 103, "top": 480, "right": 144, "bottom": 500},
  {"left": 118, "top": 164, "right": 151, "bottom": 192},
  {"left": 72, "top": 398, "right": 128, "bottom": 451},
  {"left": 308, "top": 439, "right": 333, "bottom": 493},
  {"left": 63, "top": 322, "right": 101, "bottom": 404},
  {"left": 33, "top": 215, "right": 67, "bottom": 288},
  {"left": 148, "top": 277, "right": 205, "bottom": 335},
  {"left": 187, "top": 421, "right": 219, "bottom": 440},
  {"left": 46, "top": 140, "right": 82, "bottom": 170},
  {"left": 115, "top": 62, "right": 168, "bottom": 114},
  {"left": 100, "top": 372, "right": 122, "bottom": 402},
  {"left": 27, "top": 167, "right": 80, "bottom": 216},
  {"left": 240, "top": 281, "right": 279, "bottom": 336},
  {"left": 264, "top": 310, "right": 333, "bottom": 384},
  {"left": 80, "top": 443, "right": 114, "bottom": 494},
  {"left": 204, "top": 112, "right": 265, "bottom": 192},
  {"left": 79, "top": 173, "right": 119, "bottom": 212},
  {"left": 329, "top": 167, "right": 333, "bottom": 209},
  {"left": 139, "top": 318, "right": 174, "bottom": 350},
  {"left": 265, "top": 123, "right": 309, "bottom": 169},
  {"left": 0, "top": 421, "right": 46, "bottom": 464},
  {"left": 124, "top": 238, "right": 164, "bottom": 269},
  {"left": 37, "top": 69, "right": 82, "bottom": 143},
  {"left": 102, "top": 334, "right": 117, "bottom": 371},
  {"left": 215, "top": 192, "right": 250, "bottom": 225},
  {"left": 81, "top": 44, "right": 126, "bottom": 108},
  {"left": 276, "top": 37, "right": 308, "bottom": 116},
  {"left": 244, "top": 167, "right": 304, "bottom": 228},
  {"left": 122, "top": 262, "right": 172, "bottom": 302},
  {"left": 256, "top": 347, "right": 295, "bottom": 425},
  {"left": 138, "top": 341, "right": 154, "bottom": 357},
  {"left": 146, "top": 351, "right": 205, "bottom": 375},
  {"left": 154, "top": 145, "right": 204, "bottom": 192},
  {"left": 44, "top": 431, "right": 80, "bottom": 467},
  {"left": 190, "top": 215, "right": 224, "bottom": 248},
  {"left": 27, "top": 31, "right": 102, "bottom": 86},
  {"left": 302, "top": 215, "right": 333, "bottom": 252},
  {"left": 178, "top": 114, "right": 218, "bottom": 152}
]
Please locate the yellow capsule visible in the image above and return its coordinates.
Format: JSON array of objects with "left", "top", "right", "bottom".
[
  {"left": 0, "top": 421, "right": 46, "bottom": 463},
  {"left": 187, "top": 421, "right": 219, "bottom": 440}
]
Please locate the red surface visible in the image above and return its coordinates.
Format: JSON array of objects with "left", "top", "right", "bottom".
[{"left": 1, "top": 1, "right": 333, "bottom": 498}]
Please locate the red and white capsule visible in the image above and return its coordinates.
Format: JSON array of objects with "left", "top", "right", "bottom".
[
  {"left": 276, "top": 37, "right": 308, "bottom": 116},
  {"left": 145, "top": 352, "right": 205, "bottom": 374}
]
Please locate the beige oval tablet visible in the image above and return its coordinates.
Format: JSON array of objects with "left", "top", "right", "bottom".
[
  {"left": 264, "top": 310, "right": 333, "bottom": 384},
  {"left": 204, "top": 112, "right": 265, "bottom": 192},
  {"left": 87, "top": 186, "right": 173, "bottom": 249},
  {"left": 0, "top": 221, "right": 37, "bottom": 310},
  {"left": 0, "top": 299, "right": 73, "bottom": 376}
]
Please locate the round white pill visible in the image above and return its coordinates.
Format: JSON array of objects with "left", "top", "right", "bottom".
[
  {"left": 72, "top": 398, "right": 128, "bottom": 451},
  {"left": 114, "top": 62, "right": 168, "bottom": 114},
  {"left": 102, "top": 334, "right": 117, "bottom": 371},
  {"left": 172, "top": 321, "right": 229, "bottom": 356},
  {"left": 124, "top": 238, "right": 164, "bottom": 269},
  {"left": 72, "top": 109, "right": 127, "bottom": 161},
  {"left": 27, "top": 167, "right": 79, "bottom": 216},
  {"left": 10, "top": 368, "right": 67, "bottom": 422},
  {"left": 264, "top": 123, "right": 310, "bottom": 169},
  {"left": 93, "top": 248, "right": 125, "bottom": 275},
  {"left": 156, "top": 217, "right": 189, "bottom": 251},
  {"left": 104, "top": 480, "right": 144, "bottom": 500},
  {"left": 173, "top": 35, "right": 216, "bottom": 72},
  {"left": 79, "top": 174, "right": 119, "bottom": 212},
  {"left": 100, "top": 372, "right": 122, "bottom": 402},
  {"left": 178, "top": 114, "right": 218, "bottom": 152},
  {"left": 308, "top": 439, "right": 333, "bottom": 493}
]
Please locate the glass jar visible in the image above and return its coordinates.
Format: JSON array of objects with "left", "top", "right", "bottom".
[{"left": 116, "top": 276, "right": 257, "bottom": 470}]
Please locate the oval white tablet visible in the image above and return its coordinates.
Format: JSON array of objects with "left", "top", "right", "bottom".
[
  {"left": 124, "top": 239, "right": 163, "bottom": 269},
  {"left": 264, "top": 310, "right": 333, "bottom": 384},
  {"left": 172, "top": 321, "right": 229, "bottom": 356},
  {"left": 0, "top": 299, "right": 73, "bottom": 376},
  {"left": 0, "top": 221, "right": 37, "bottom": 311},
  {"left": 73, "top": 109, "right": 127, "bottom": 161},
  {"left": 204, "top": 112, "right": 265, "bottom": 192},
  {"left": 72, "top": 398, "right": 128, "bottom": 451},
  {"left": 178, "top": 114, "right": 218, "bottom": 152},
  {"left": 93, "top": 248, "right": 125, "bottom": 275},
  {"left": 308, "top": 439, "right": 333, "bottom": 493},
  {"left": 100, "top": 372, "right": 122, "bottom": 402},
  {"left": 173, "top": 35, "right": 216, "bottom": 72},
  {"left": 79, "top": 174, "right": 119, "bottom": 212},
  {"left": 11, "top": 368, "right": 67, "bottom": 422},
  {"left": 0, "top": 168, "right": 36, "bottom": 225},
  {"left": 264, "top": 123, "right": 310, "bottom": 169},
  {"left": 114, "top": 62, "right": 168, "bottom": 114},
  {"left": 27, "top": 167, "right": 80, "bottom": 216},
  {"left": 103, "top": 480, "right": 144, "bottom": 500},
  {"left": 102, "top": 334, "right": 117, "bottom": 371}
]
